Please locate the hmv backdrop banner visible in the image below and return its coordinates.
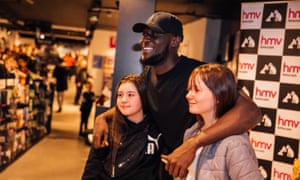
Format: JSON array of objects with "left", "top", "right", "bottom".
[{"left": 239, "top": 1, "right": 300, "bottom": 180}]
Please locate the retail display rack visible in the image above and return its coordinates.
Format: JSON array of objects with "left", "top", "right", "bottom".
[{"left": 0, "top": 76, "right": 51, "bottom": 171}]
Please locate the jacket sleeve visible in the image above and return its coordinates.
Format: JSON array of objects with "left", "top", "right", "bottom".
[
  {"left": 81, "top": 147, "right": 109, "bottom": 180},
  {"left": 226, "top": 136, "right": 263, "bottom": 180}
]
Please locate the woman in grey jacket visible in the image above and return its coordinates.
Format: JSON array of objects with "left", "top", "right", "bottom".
[{"left": 183, "top": 64, "right": 263, "bottom": 180}]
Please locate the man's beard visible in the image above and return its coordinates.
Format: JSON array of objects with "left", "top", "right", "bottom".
[{"left": 140, "top": 46, "right": 169, "bottom": 66}]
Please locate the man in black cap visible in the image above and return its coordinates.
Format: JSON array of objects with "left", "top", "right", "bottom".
[{"left": 89, "top": 12, "right": 261, "bottom": 179}]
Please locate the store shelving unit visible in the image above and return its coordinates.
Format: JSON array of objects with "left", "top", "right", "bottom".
[{"left": 0, "top": 76, "right": 49, "bottom": 171}]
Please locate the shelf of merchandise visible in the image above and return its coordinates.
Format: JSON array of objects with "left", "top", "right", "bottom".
[{"left": 0, "top": 78, "right": 49, "bottom": 171}]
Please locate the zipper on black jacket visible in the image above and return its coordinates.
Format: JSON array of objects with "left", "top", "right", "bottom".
[
  {"left": 111, "top": 164, "right": 115, "bottom": 178},
  {"left": 111, "top": 142, "right": 119, "bottom": 178}
]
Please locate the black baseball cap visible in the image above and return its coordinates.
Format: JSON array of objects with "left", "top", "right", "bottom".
[{"left": 132, "top": 12, "right": 184, "bottom": 40}]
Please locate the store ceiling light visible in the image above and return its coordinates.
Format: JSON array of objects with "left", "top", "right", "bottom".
[
  {"left": 0, "top": 18, "right": 9, "bottom": 24},
  {"left": 89, "top": 15, "right": 98, "bottom": 22},
  {"left": 25, "top": 0, "right": 34, "bottom": 5}
]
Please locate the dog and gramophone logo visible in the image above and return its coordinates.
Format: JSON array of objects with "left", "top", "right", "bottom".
[
  {"left": 262, "top": 3, "right": 287, "bottom": 29},
  {"left": 237, "top": 80, "right": 254, "bottom": 98},
  {"left": 283, "top": 30, "right": 300, "bottom": 56},
  {"left": 278, "top": 83, "right": 300, "bottom": 111},
  {"left": 239, "top": 30, "right": 260, "bottom": 54},
  {"left": 273, "top": 136, "right": 298, "bottom": 165},
  {"left": 255, "top": 55, "right": 281, "bottom": 82},
  {"left": 252, "top": 107, "right": 275, "bottom": 134},
  {"left": 258, "top": 159, "right": 272, "bottom": 180}
]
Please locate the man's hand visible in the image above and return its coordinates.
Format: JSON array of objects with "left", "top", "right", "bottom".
[
  {"left": 92, "top": 107, "right": 115, "bottom": 149},
  {"left": 92, "top": 114, "right": 109, "bottom": 149},
  {"left": 161, "top": 136, "right": 199, "bottom": 178}
]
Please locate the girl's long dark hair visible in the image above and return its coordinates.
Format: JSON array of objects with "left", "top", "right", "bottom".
[{"left": 111, "top": 74, "right": 148, "bottom": 149}]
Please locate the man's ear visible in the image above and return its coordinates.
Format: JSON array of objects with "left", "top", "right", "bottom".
[{"left": 170, "top": 36, "right": 181, "bottom": 47}]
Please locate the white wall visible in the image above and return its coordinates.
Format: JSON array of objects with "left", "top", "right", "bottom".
[
  {"left": 182, "top": 18, "right": 222, "bottom": 62},
  {"left": 181, "top": 18, "right": 207, "bottom": 61},
  {"left": 88, "top": 29, "right": 116, "bottom": 96}
]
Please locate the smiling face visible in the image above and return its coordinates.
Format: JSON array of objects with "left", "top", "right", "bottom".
[
  {"left": 116, "top": 82, "right": 143, "bottom": 123},
  {"left": 186, "top": 64, "right": 238, "bottom": 125},
  {"left": 186, "top": 74, "right": 216, "bottom": 121},
  {"left": 139, "top": 28, "right": 172, "bottom": 66}
]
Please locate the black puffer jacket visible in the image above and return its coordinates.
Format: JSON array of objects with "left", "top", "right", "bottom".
[{"left": 82, "top": 116, "right": 163, "bottom": 180}]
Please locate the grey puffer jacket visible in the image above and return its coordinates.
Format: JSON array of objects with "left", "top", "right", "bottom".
[{"left": 184, "top": 123, "right": 263, "bottom": 180}]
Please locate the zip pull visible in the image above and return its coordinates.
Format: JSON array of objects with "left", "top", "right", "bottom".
[
  {"left": 111, "top": 141, "right": 119, "bottom": 178},
  {"left": 111, "top": 164, "right": 115, "bottom": 178}
]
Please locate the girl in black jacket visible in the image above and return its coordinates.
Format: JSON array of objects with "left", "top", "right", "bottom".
[{"left": 82, "top": 74, "right": 163, "bottom": 180}]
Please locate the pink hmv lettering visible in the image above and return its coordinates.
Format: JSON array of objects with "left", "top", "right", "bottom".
[
  {"left": 251, "top": 138, "right": 272, "bottom": 150},
  {"left": 242, "top": 11, "right": 262, "bottom": 19},
  {"left": 255, "top": 87, "right": 277, "bottom": 98},
  {"left": 261, "top": 35, "right": 283, "bottom": 46},
  {"left": 278, "top": 116, "right": 299, "bottom": 128}
]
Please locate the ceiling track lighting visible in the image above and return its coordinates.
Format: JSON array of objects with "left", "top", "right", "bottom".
[{"left": 25, "top": 0, "right": 34, "bottom": 5}]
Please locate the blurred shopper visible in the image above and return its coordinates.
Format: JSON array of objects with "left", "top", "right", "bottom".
[
  {"left": 46, "top": 81, "right": 56, "bottom": 133},
  {"left": 53, "top": 58, "right": 68, "bottom": 113},
  {"left": 17, "top": 54, "right": 32, "bottom": 85},
  {"left": 63, "top": 52, "right": 76, "bottom": 79},
  {"left": 74, "top": 59, "right": 92, "bottom": 105},
  {"left": 79, "top": 81, "right": 95, "bottom": 137},
  {"left": 183, "top": 64, "right": 263, "bottom": 180},
  {"left": 82, "top": 74, "right": 163, "bottom": 180},
  {"left": 0, "top": 56, "right": 18, "bottom": 79}
]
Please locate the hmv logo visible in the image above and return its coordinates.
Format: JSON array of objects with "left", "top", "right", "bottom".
[
  {"left": 261, "top": 35, "right": 283, "bottom": 46},
  {"left": 273, "top": 168, "right": 292, "bottom": 180},
  {"left": 239, "top": 62, "right": 255, "bottom": 70},
  {"left": 287, "top": 8, "right": 300, "bottom": 19},
  {"left": 242, "top": 10, "right": 261, "bottom": 20},
  {"left": 278, "top": 115, "right": 299, "bottom": 129},
  {"left": 255, "top": 87, "right": 277, "bottom": 98},
  {"left": 282, "top": 62, "right": 300, "bottom": 73},
  {"left": 251, "top": 138, "right": 272, "bottom": 150}
]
